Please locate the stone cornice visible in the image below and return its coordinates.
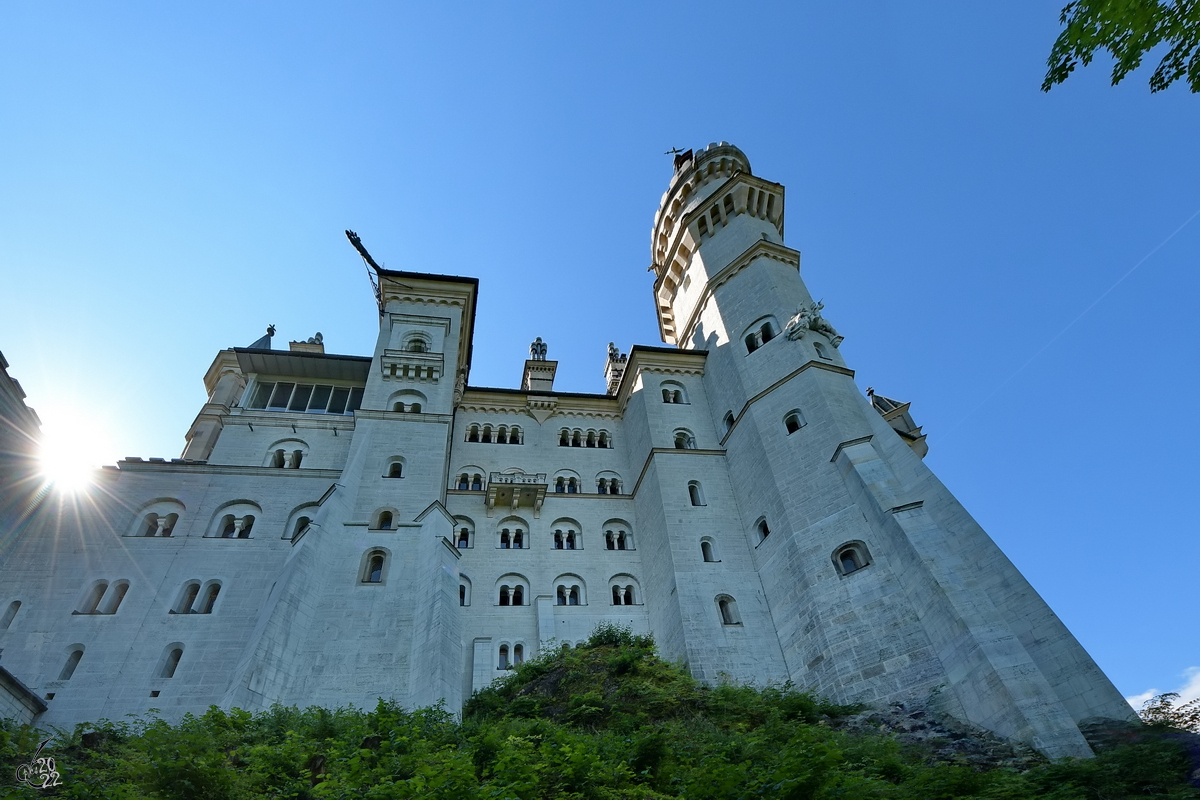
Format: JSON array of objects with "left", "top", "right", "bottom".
[{"left": 115, "top": 460, "right": 343, "bottom": 479}]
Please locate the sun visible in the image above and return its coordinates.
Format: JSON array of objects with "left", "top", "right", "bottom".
[{"left": 37, "top": 408, "right": 111, "bottom": 493}]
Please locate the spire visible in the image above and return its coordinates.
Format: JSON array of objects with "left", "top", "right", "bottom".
[{"left": 247, "top": 325, "right": 275, "bottom": 350}]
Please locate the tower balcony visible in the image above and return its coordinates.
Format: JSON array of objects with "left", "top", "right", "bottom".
[
  {"left": 486, "top": 471, "right": 547, "bottom": 517},
  {"left": 380, "top": 349, "right": 444, "bottom": 383}
]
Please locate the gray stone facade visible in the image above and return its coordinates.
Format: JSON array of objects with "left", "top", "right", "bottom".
[{"left": 0, "top": 144, "right": 1132, "bottom": 758}]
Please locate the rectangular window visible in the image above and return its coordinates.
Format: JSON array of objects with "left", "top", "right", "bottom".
[
  {"left": 288, "top": 384, "right": 313, "bottom": 411},
  {"left": 307, "top": 385, "right": 332, "bottom": 412},
  {"left": 328, "top": 387, "right": 350, "bottom": 415},
  {"left": 249, "top": 383, "right": 273, "bottom": 409},
  {"left": 250, "top": 381, "right": 364, "bottom": 415},
  {"left": 268, "top": 382, "right": 295, "bottom": 410}
]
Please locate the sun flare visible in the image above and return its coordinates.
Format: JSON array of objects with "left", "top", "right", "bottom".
[{"left": 37, "top": 408, "right": 111, "bottom": 493}]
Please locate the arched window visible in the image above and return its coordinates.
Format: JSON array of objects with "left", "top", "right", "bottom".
[
  {"left": 661, "top": 381, "right": 688, "bottom": 404},
  {"left": 460, "top": 576, "right": 472, "bottom": 606},
  {"left": 498, "top": 645, "right": 510, "bottom": 670},
  {"left": 239, "top": 515, "right": 255, "bottom": 538},
  {"left": 101, "top": 581, "right": 129, "bottom": 614},
  {"left": 609, "top": 480, "right": 620, "bottom": 494},
  {"left": 555, "top": 477, "right": 566, "bottom": 493},
  {"left": 142, "top": 513, "right": 160, "bottom": 537},
  {"left": 364, "top": 552, "right": 386, "bottom": 583},
  {"left": 376, "top": 511, "right": 393, "bottom": 531},
  {"left": 200, "top": 583, "right": 220, "bottom": 614},
  {"left": 662, "top": 388, "right": 673, "bottom": 403},
  {"left": 161, "top": 646, "right": 183, "bottom": 678},
  {"left": 407, "top": 339, "right": 427, "bottom": 353},
  {"left": 221, "top": 515, "right": 237, "bottom": 538},
  {"left": 556, "top": 586, "right": 567, "bottom": 605},
  {"left": 571, "top": 430, "right": 582, "bottom": 447},
  {"left": 457, "top": 474, "right": 469, "bottom": 490},
  {"left": 598, "top": 431, "right": 610, "bottom": 448},
  {"left": 471, "top": 474, "right": 483, "bottom": 491},
  {"left": 559, "top": 429, "right": 569, "bottom": 446},
  {"left": 292, "top": 516, "right": 311, "bottom": 539},
  {"left": 701, "top": 539, "right": 718, "bottom": 562},
  {"left": 1, "top": 600, "right": 20, "bottom": 630},
  {"left": 59, "top": 647, "right": 84, "bottom": 681},
  {"left": 514, "top": 644, "right": 524, "bottom": 665},
  {"left": 688, "top": 481, "right": 705, "bottom": 506},
  {"left": 512, "top": 529, "right": 524, "bottom": 549},
  {"left": 499, "top": 585, "right": 511, "bottom": 605},
  {"left": 784, "top": 409, "right": 806, "bottom": 434},
  {"left": 512, "top": 586, "right": 524, "bottom": 605},
  {"left": 410, "top": 402, "right": 422, "bottom": 413},
  {"left": 717, "top": 595, "right": 741, "bottom": 625},
  {"left": 497, "top": 426, "right": 509, "bottom": 444},
  {"left": 834, "top": 542, "right": 871, "bottom": 576},
  {"left": 468, "top": 425, "right": 480, "bottom": 443},
  {"left": 175, "top": 581, "right": 200, "bottom": 614},
  {"left": 567, "top": 478, "right": 578, "bottom": 494},
  {"left": 272, "top": 449, "right": 286, "bottom": 468},
  {"left": 674, "top": 430, "right": 696, "bottom": 450},
  {"left": 510, "top": 426, "right": 522, "bottom": 444},
  {"left": 500, "top": 529, "right": 511, "bottom": 549},
  {"left": 757, "top": 518, "right": 771, "bottom": 543},
  {"left": 456, "top": 522, "right": 473, "bottom": 549},
  {"left": 745, "top": 332, "right": 760, "bottom": 354},
  {"left": 387, "top": 461, "right": 403, "bottom": 478},
  {"left": 459, "top": 585, "right": 467, "bottom": 606},
  {"left": 586, "top": 431, "right": 597, "bottom": 448},
  {"left": 723, "top": 411, "right": 735, "bottom": 436},
  {"left": 79, "top": 581, "right": 108, "bottom": 614},
  {"left": 760, "top": 321, "right": 775, "bottom": 344}
]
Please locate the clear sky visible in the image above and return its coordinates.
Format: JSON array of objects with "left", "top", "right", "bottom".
[{"left": 1, "top": 2, "right": 1197, "bottom": 710}]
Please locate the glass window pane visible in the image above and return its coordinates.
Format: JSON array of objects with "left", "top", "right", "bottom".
[
  {"left": 268, "top": 383, "right": 295, "bottom": 409},
  {"left": 328, "top": 387, "right": 349, "bottom": 414},
  {"left": 289, "top": 385, "right": 313, "bottom": 411},
  {"left": 347, "top": 387, "right": 364, "bottom": 413},
  {"left": 308, "top": 385, "right": 331, "bottom": 412},
  {"left": 249, "top": 383, "right": 273, "bottom": 409}
]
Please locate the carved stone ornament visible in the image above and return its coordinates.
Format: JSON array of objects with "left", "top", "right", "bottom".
[
  {"left": 452, "top": 367, "right": 468, "bottom": 407},
  {"left": 784, "top": 301, "right": 844, "bottom": 348}
]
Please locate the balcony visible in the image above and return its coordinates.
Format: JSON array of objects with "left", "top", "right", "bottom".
[{"left": 486, "top": 471, "right": 547, "bottom": 517}]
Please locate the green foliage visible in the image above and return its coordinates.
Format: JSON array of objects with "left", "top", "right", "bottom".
[
  {"left": 2, "top": 626, "right": 1198, "bottom": 798},
  {"left": 1043, "top": 0, "right": 1200, "bottom": 92},
  {"left": 1139, "top": 692, "right": 1200, "bottom": 733}
]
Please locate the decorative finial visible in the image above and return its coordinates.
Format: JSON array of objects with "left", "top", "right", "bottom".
[
  {"left": 267, "top": 324, "right": 276, "bottom": 336},
  {"left": 529, "top": 337, "right": 548, "bottom": 361},
  {"left": 306, "top": 332, "right": 323, "bottom": 345}
]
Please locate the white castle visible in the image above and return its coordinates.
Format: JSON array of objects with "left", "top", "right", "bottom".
[{"left": 0, "top": 144, "right": 1131, "bottom": 758}]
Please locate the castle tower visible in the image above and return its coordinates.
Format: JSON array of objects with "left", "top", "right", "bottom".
[{"left": 647, "top": 143, "right": 1132, "bottom": 758}]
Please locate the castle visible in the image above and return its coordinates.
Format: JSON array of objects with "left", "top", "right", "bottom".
[{"left": 0, "top": 144, "right": 1132, "bottom": 758}]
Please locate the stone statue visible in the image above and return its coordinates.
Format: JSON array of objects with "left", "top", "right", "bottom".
[
  {"left": 530, "top": 337, "right": 548, "bottom": 361},
  {"left": 453, "top": 367, "right": 468, "bottom": 406},
  {"left": 784, "top": 301, "right": 844, "bottom": 348},
  {"left": 306, "top": 332, "right": 324, "bottom": 345}
]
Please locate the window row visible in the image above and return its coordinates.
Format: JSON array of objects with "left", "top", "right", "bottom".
[
  {"left": 558, "top": 428, "right": 614, "bottom": 448},
  {"left": 128, "top": 500, "right": 317, "bottom": 541},
  {"left": 248, "top": 382, "right": 364, "bottom": 415},
  {"left": 486, "top": 574, "right": 641, "bottom": 607},
  {"left": 446, "top": 516, "right": 633, "bottom": 551},
  {"left": 465, "top": 424, "right": 524, "bottom": 444},
  {"left": 452, "top": 471, "right": 624, "bottom": 495},
  {"left": 721, "top": 408, "right": 809, "bottom": 439},
  {"left": 54, "top": 642, "right": 187, "bottom": 684}
]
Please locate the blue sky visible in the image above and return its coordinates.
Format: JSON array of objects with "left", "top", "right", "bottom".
[{"left": 1, "top": 2, "right": 1197, "bottom": 708}]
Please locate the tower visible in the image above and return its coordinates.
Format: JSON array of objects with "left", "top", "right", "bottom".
[{"left": 646, "top": 143, "right": 1132, "bottom": 758}]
